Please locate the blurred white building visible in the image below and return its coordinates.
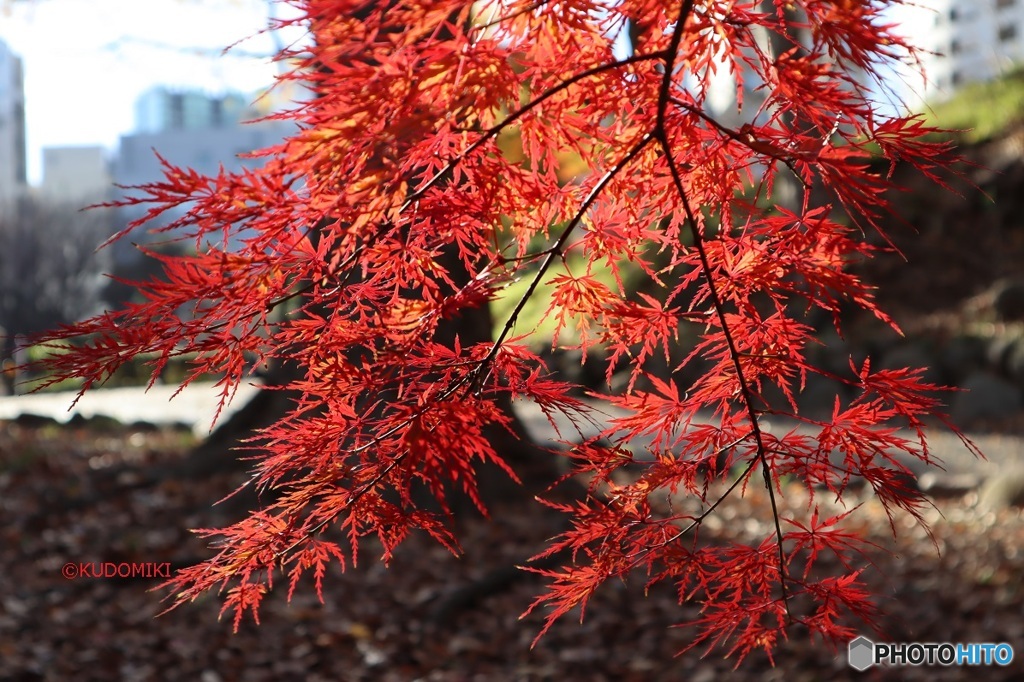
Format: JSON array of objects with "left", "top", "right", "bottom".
[
  {"left": 0, "top": 39, "right": 27, "bottom": 207},
  {"left": 115, "top": 86, "right": 295, "bottom": 194},
  {"left": 134, "top": 87, "right": 254, "bottom": 133},
  {"left": 703, "top": 11, "right": 870, "bottom": 127},
  {"left": 899, "top": 0, "right": 1024, "bottom": 104},
  {"left": 114, "top": 121, "right": 292, "bottom": 189},
  {"left": 112, "top": 88, "right": 296, "bottom": 258},
  {"left": 42, "top": 146, "right": 111, "bottom": 206}
]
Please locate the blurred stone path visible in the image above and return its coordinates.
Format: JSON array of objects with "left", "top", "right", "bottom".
[
  {"left": 512, "top": 399, "right": 1022, "bottom": 480},
  {"left": 0, "top": 382, "right": 261, "bottom": 436},
  {"left": 1, "top": 383, "right": 1019, "bottom": 478}
]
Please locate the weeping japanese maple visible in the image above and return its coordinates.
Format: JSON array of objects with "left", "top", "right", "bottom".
[{"left": 31, "top": 0, "right": 979, "bottom": 661}]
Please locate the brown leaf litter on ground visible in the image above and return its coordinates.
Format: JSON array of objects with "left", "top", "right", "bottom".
[{"left": 1, "top": 420, "right": 1022, "bottom": 681}]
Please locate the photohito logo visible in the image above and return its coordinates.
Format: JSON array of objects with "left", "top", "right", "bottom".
[{"left": 848, "top": 636, "right": 1014, "bottom": 670}]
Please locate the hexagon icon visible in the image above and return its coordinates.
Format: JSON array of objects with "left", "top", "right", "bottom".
[{"left": 848, "top": 636, "right": 875, "bottom": 671}]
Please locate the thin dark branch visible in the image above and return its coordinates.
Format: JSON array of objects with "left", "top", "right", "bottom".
[
  {"left": 471, "top": 1, "right": 550, "bottom": 32},
  {"left": 624, "top": 433, "right": 757, "bottom": 565},
  {"left": 656, "top": 0, "right": 790, "bottom": 618},
  {"left": 480, "top": 134, "right": 655, "bottom": 370},
  {"left": 656, "top": 0, "right": 696, "bottom": 130},
  {"left": 401, "top": 51, "right": 667, "bottom": 212},
  {"left": 659, "top": 141, "right": 791, "bottom": 617},
  {"left": 669, "top": 95, "right": 806, "bottom": 184}
]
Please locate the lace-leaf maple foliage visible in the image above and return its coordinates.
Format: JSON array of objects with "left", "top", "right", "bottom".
[{"left": 33, "top": 0, "right": 980, "bottom": 661}]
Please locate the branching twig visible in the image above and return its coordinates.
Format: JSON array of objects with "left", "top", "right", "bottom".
[{"left": 655, "top": 0, "right": 791, "bottom": 618}]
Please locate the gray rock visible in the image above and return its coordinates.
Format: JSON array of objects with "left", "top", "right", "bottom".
[
  {"left": 67, "top": 413, "right": 126, "bottom": 432},
  {"left": 548, "top": 348, "right": 591, "bottom": 389},
  {"left": 979, "top": 470, "right": 1024, "bottom": 510},
  {"left": 993, "top": 279, "right": 1024, "bottom": 321},
  {"left": 878, "top": 343, "right": 942, "bottom": 385},
  {"left": 1004, "top": 336, "right": 1024, "bottom": 384},
  {"left": 10, "top": 413, "right": 60, "bottom": 429},
  {"left": 795, "top": 372, "right": 848, "bottom": 419},
  {"left": 950, "top": 371, "right": 1023, "bottom": 426},
  {"left": 986, "top": 334, "right": 1018, "bottom": 371},
  {"left": 812, "top": 329, "right": 854, "bottom": 377},
  {"left": 938, "top": 334, "right": 986, "bottom": 384},
  {"left": 918, "top": 471, "right": 983, "bottom": 498}
]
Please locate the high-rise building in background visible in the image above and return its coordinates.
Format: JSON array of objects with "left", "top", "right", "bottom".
[
  {"left": 114, "top": 122, "right": 291, "bottom": 189},
  {"left": 112, "top": 87, "right": 296, "bottom": 258},
  {"left": 900, "top": 0, "right": 1024, "bottom": 104},
  {"left": 115, "top": 86, "right": 293, "bottom": 194},
  {"left": 133, "top": 86, "right": 254, "bottom": 133},
  {"left": 0, "top": 39, "right": 27, "bottom": 207},
  {"left": 42, "top": 146, "right": 111, "bottom": 206}
]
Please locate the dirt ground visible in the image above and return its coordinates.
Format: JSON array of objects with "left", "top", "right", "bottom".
[{"left": 1, "top": 420, "right": 1021, "bottom": 681}]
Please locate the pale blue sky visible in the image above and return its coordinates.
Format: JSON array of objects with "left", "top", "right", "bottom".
[{"left": 0, "top": 0, "right": 305, "bottom": 185}]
